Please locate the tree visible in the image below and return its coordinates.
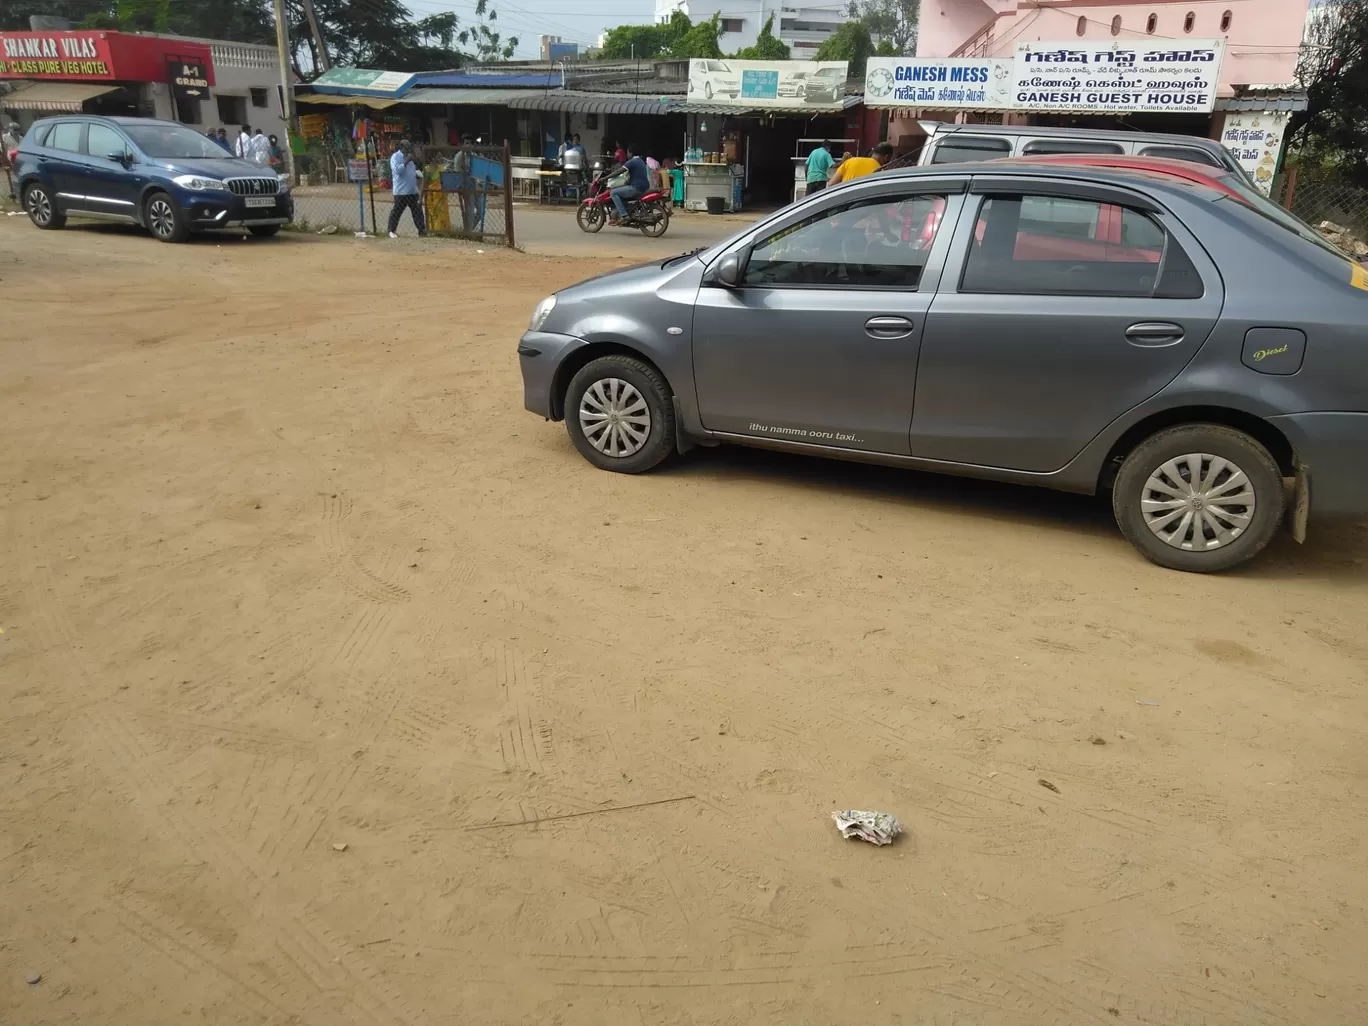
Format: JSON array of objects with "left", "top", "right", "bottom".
[
  {"left": 668, "top": 12, "right": 722, "bottom": 59},
  {"left": 813, "top": 20, "right": 876, "bottom": 76},
  {"left": 75, "top": 0, "right": 275, "bottom": 41},
  {"left": 456, "top": 0, "right": 517, "bottom": 63},
  {"left": 599, "top": 10, "right": 691, "bottom": 60},
  {"left": 287, "top": 0, "right": 479, "bottom": 75},
  {"left": 847, "top": 0, "right": 918, "bottom": 56},
  {"left": 1294, "top": 0, "right": 1368, "bottom": 184},
  {"left": 731, "top": 15, "right": 790, "bottom": 60}
]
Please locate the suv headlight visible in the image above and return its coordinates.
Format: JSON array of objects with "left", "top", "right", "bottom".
[
  {"left": 173, "top": 174, "right": 226, "bottom": 191},
  {"left": 529, "top": 295, "right": 557, "bottom": 332},
  {"left": 277, "top": 173, "right": 291, "bottom": 192}
]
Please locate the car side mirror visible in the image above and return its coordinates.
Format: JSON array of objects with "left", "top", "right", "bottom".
[
  {"left": 107, "top": 150, "right": 129, "bottom": 165},
  {"left": 715, "top": 251, "right": 745, "bottom": 288}
]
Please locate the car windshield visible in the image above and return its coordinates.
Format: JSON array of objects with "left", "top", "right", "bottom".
[
  {"left": 816, "top": 68, "right": 841, "bottom": 78},
  {"left": 124, "top": 123, "right": 227, "bottom": 159}
]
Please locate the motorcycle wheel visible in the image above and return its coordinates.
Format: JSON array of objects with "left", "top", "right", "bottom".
[
  {"left": 639, "top": 199, "right": 670, "bottom": 238},
  {"left": 577, "top": 203, "right": 606, "bottom": 233}
]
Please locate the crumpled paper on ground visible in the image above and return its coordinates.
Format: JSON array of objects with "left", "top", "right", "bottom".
[{"left": 832, "top": 809, "right": 901, "bottom": 846}]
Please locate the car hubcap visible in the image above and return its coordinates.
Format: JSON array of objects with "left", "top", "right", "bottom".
[
  {"left": 1141, "top": 452, "right": 1256, "bottom": 551},
  {"left": 579, "top": 378, "right": 651, "bottom": 458},
  {"left": 28, "top": 191, "right": 50, "bottom": 224},
  {"left": 149, "top": 199, "right": 175, "bottom": 237}
]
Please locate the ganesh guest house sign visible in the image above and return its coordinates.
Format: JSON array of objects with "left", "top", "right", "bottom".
[
  {"left": 0, "top": 31, "right": 114, "bottom": 79},
  {"left": 864, "top": 57, "right": 1013, "bottom": 110},
  {"left": 1012, "top": 40, "right": 1225, "bottom": 114}
]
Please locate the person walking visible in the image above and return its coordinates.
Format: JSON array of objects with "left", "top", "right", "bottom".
[
  {"left": 830, "top": 141, "right": 893, "bottom": 186},
  {"left": 387, "top": 138, "right": 426, "bottom": 238},
  {"left": 268, "top": 134, "right": 284, "bottom": 167},
  {"left": 235, "top": 124, "right": 252, "bottom": 160},
  {"left": 609, "top": 145, "right": 651, "bottom": 224},
  {"left": 215, "top": 128, "right": 232, "bottom": 152},
  {"left": 805, "top": 139, "right": 834, "bottom": 196},
  {"left": 248, "top": 128, "right": 271, "bottom": 166}
]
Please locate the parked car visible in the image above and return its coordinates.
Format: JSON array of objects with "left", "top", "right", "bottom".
[
  {"left": 803, "top": 66, "right": 846, "bottom": 104},
  {"left": 519, "top": 159, "right": 1368, "bottom": 572},
  {"left": 14, "top": 115, "right": 292, "bottom": 243},
  {"left": 777, "top": 71, "right": 810, "bottom": 99},
  {"left": 915, "top": 120, "right": 1245, "bottom": 176},
  {"left": 690, "top": 60, "right": 740, "bottom": 100}
]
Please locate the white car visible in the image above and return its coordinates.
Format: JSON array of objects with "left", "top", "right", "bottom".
[{"left": 692, "top": 60, "right": 740, "bottom": 100}]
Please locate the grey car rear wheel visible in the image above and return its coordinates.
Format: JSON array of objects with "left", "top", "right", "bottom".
[
  {"left": 564, "top": 355, "right": 676, "bottom": 474},
  {"left": 1113, "top": 423, "right": 1284, "bottom": 573}
]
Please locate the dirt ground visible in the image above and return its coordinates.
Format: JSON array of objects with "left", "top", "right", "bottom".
[{"left": 2, "top": 219, "right": 1368, "bottom": 1026}]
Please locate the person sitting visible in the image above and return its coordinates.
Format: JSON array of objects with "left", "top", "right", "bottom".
[{"left": 610, "top": 145, "right": 651, "bottom": 224}]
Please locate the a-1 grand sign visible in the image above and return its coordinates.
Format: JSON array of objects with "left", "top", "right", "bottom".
[{"left": 0, "top": 31, "right": 116, "bottom": 79}]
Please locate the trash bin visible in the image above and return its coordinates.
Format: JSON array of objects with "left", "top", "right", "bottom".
[{"left": 706, "top": 195, "right": 725, "bottom": 215}]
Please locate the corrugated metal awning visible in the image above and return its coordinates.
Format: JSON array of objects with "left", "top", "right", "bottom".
[
  {"left": 295, "top": 92, "right": 401, "bottom": 109},
  {"left": 398, "top": 88, "right": 535, "bottom": 106},
  {"left": 1215, "top": 95, "right": 1308, "bottom": 112},
  {"left": 508, "top": 91, "right": 675, "bottom": 116},
  {"left": 674, "top": 95, "right": 858, "bottom": 115},
  {"left": 1, "top": 81, "right": 120, "bottom": 112}
]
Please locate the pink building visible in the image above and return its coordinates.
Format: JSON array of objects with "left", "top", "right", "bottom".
[{"left": 919, "top": 0, "right": 1310, "bottom": 93}]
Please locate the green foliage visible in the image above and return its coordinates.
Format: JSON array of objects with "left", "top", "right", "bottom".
[
  {"left": 731, "top": 15, "right": 790, "bottom": 60},
  {"left": 847, "top": 0, "right": 918, "bottom": 56},
  {"left": 77, "top": 0, "right": 275, "bottom": 41},
  {"left": 1295, "top": 0, "right": 1368, "bottom": 185},
  {"left": 599, "top": 10, "right": 691, "bottom": 60},
  {"left": 456, "top": 0, "right": 517, "bottom": 62},
  {"left": 668, "top": 12, "right": 721, "bottom": 59},
  {"left": 813, "top": 20, "right": 875, "bottom": 77}
]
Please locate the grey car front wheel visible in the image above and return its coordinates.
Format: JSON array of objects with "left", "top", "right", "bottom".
[
  {"left": 1113, "top": 423, "right": 1284, "bottom": 573},
  {"left": 145, "top": 192, "right": 188, "bottom": 243},
  {"left": 25, "top": 184, "right": 64, "bottom": 229},
  {"left": 564, "top": 355, "right": 676, "bottom": 474}
]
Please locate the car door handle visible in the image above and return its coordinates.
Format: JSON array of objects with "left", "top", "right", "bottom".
[
  {"left": 865, "top": 316, "right": 915, "bottom": 338},
  {"left": 1125, "top": 322, "right": 1185, "bottom": 347}
]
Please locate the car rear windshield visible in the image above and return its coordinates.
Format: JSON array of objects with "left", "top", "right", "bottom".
[
  {"left": 123, "top": 123, "right": 227, "bottom": 159},
  {"left": 930, "top": 136, "right": 1011, "bottom": 164},
  {"left": 1021, "top": 139, "right": 1124, "bottom": 156}
]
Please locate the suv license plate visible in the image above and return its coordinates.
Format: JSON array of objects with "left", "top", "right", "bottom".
[{"left": 244, "top": 196, "right": 275, "bottom": 208}]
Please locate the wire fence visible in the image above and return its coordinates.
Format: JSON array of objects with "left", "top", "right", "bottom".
[
  {"left": 288, "top": 144, "right": 514, "bottom": 246},
  {"left": 1279, "top": 166, "right": 1368, "bottom": 258}
]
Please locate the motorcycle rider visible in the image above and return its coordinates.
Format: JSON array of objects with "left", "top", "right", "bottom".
[{"left": 610, "top": 145, "right": 651, "bottom": 225}]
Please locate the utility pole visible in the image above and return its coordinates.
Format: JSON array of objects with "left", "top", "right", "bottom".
[
  {"left": 271, "top": 0, "right": 297, "bottom": 179},
  {"left": 301, "top": 0, "right": 331, "bottom": 72}
]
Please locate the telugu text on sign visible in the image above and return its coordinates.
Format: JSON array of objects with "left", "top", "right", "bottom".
[
  {"left": 864, "top": 57, "right": 1013, "bottom": 110},
  {"left": 1012, "top": 41, "right": 1224, "bottom": 114}
]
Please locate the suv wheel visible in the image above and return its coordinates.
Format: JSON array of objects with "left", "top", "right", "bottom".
[
  {"left": 145, "top": 192, "right": 188, "bottom": 243},
  {"left": 564, "top": 355, "right": 676, "bottom": 474},
  {"left": 248, "top": 224, "right": 281, "bottom": 237},
  {"left": 1112, "top": 423, "right": 1284, "bottom": 573},
  {"left": 25, "top": 184, "right": 64, "bottom": 230}
]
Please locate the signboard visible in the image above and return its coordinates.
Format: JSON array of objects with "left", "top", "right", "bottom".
[
  {"left": 167, "top": 56, "right": 208, "bottom": 120},
  {"left": 347, "top": 158, "right": 372, "bottom": 183},
  {"left": 1220, "top": 111, "right": 1289, "bottom": 195},
  {"left": 864, "top": 56, "right": 1013, "bottom": 109},
  {"left": 687, "top": 59, "right": 849, "bottom": 109},
  {"left": 0, "top": 30, "right": 115, "bottom": 79},
  {"left": 1012, "top": 40, "right": 1224, "bottom": 114},
  {"left": 311, "top": 66, "right": 415, "bottom": 96}
]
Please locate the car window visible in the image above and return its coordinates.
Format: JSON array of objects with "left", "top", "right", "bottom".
[
  {"left": 743, "top": 192, "right": 950, "bottom": 289},
  {"left": 1021, "top": 139, "right": 1125, "bottom": 156},
  {"left": 46, "top": 122, "right": 83, "bottom": 153},
  {"left": 86, "top": 123, "right": 128, "bottom": 159},
  {"left": 930, "top": 136, "right": 1010, "bottom": 165},
  {"left": 29, "top": 123, "right": 52, "bottom": 147},
  {"left": 962, "top": 193, "right": 1184, "bottom": 297},
  {"left": 1138, "top": 145, "right": 1221, "bottom": 167}
]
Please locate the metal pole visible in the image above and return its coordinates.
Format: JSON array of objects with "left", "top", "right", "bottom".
[
  {"left": 366, "top": 135, "right": 378, "bottom": 235},
  {"left": 301, "top": 0, "right": 331, "bottom": 72},
  {"left": 503, "top": 140, "right": 515, "bottom": 249},
  {"left": 271, "top": 0, "right": 297, "bottom": 179}
]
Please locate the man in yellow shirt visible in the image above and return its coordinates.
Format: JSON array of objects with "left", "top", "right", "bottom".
[{"left": 830, "top": 141, "right": 893, "bottom": 185}]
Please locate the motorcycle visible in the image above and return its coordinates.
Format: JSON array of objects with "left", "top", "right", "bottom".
[{"left": 575, "top": 166, "right": 670, "bottom": 237}]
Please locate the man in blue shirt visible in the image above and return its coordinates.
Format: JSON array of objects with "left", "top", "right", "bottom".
[
  {"left": 805, "top": 140, "right": 834, "bottom": 195},
  {"left": 610, "top": 145, "right": 651, "bottom": 223},
  {"left": 387, "top": 139, "right": 426, "bottom": 238}
]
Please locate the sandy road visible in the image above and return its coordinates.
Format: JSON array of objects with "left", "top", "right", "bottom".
[{"left": 2, "top": 219, "right": 1367, "bottom": 1025}]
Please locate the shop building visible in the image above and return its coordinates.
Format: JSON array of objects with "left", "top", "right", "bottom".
[{"left": 0, "top": 28, "right": 288, "bottom": 141}]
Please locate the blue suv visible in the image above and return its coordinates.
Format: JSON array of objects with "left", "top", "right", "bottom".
[{"left": 14, "top": 115, "right": 293, "bottom": 243}]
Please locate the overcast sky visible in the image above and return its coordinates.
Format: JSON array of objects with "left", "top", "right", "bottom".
[{"left": 402, "top": 0, "right": 656, "bottom": 58}]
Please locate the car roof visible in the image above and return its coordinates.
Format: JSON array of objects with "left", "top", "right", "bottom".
[
  {"left": 877, "top": 158, "right": 1234, "bottom": 203},
  {"left": 32, "top": 114, "right": 181, "bottom": 127},
  {"left": 995, "top": 152, "right": 1250, "bottom": 199},
  {"left": 919, "top": 120, "right": 1226, "bottom": 150}
]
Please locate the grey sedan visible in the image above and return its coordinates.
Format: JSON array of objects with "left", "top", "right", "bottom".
[{"left": 519, "top": 160, "right": 1368, "bottom": 572}]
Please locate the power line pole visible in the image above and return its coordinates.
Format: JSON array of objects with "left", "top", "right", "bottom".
[
  {"left": 301, "top": 0, "right": 331, "bottom": 72},
  {"left": 271, "top": 0, "right": 297, "bottom": 179}
]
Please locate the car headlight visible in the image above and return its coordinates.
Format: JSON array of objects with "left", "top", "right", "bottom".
[
  {"left": 173, "top": 174, "right": 226, "bottom": 191},
  {"left": 529, "top": 295, "right": 557, "bottom": 332},
  {"left": 277, "top": 173, "right": 291, "bottom": 192}
]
